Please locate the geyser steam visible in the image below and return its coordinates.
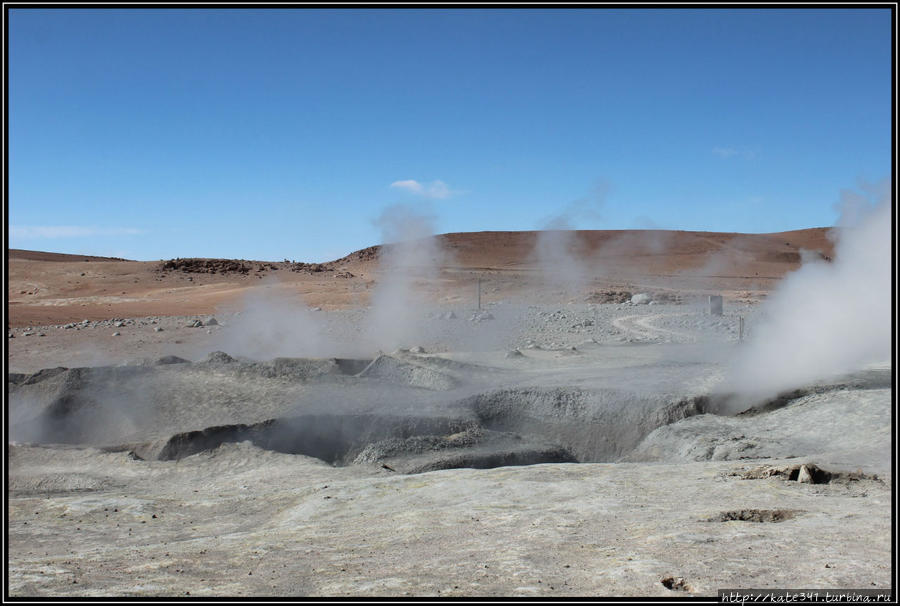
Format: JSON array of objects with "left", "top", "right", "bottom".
[
  {"left": 532, "top": 181, "right": 609, "bottom": 297},
  {"left": 364, "top": 203, "right": 448, "bottom": 352},
  {"left": 722, "top": 182, "right": 891, "bottom": 408}
]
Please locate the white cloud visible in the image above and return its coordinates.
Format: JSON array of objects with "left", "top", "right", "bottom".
[
  {"left": 390, "top": 180, "right": 425, "bottom": 195},
  {"left": 10, "top": 225, "right": 145, "bottom": 239},
  {"left": 390, "top": 179, "right": 457, "bottom": 200}
]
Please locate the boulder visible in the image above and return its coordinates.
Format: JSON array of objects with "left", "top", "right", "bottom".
[{"left": 631, "top": 293, "right": 652, "bottom": 305}]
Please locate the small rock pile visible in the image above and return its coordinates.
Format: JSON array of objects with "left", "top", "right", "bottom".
[
  {"left": 584, "top": 290, "right": 632, "bottom": 304},
  {"left": 289, "top": 262, "right": 332, "bottom": 274},
  {"left": 337, "top": 245, "right": 379, "bottom": 263},
  {"left": 159, "top": 258, "right": 256, "bottom": 275}
]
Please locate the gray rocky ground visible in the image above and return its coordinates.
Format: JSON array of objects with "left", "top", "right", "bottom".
[
  {"left": 7, "top": 300, "right": 893, "bottom": 597},
  {"left": 8, "top": 297, "right": 757, "bottom": 373}
]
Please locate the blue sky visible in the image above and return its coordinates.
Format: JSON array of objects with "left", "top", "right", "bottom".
[{"left": 8, "top": 8, "right": 892, "bottom": 261}]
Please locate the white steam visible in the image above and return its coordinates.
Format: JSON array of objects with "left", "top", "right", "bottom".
[
  {"left": 199, "top": 203, "right": 453, "bottom": 360},
  {"left": 208, "top": 285, "right": 338, "bottom": 360},
  {"left": 722, "top": 183, "right": 891, "bottom": 407},
  {"left": 532, "top": 181, "right": 609, "bottom": 297},
  {"left": 364, "top": 203, "right": 449, "bottom": 352}
]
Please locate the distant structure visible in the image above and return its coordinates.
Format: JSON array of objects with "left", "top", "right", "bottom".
[{"left": 709, "top": 295, "right": 723, "bottom": 316}]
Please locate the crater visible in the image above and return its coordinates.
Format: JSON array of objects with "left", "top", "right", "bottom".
[{"left": 12, "top": 353, "right": 856, "bottom": 475}]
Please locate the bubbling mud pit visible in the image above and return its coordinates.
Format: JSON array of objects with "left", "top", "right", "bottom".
[{"left": 8, "top": 342, "right": 890, "bottom": 475}]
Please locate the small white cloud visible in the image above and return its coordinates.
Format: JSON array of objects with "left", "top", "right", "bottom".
[
  {"left": 10, "top": 225, "right": 145, "bottom": 238},
  {"left": 390, "top": 179, "right": 458, "bottom": 199},
  {"left": 390, "top": 180, "right": 425, "bottom": 195}
]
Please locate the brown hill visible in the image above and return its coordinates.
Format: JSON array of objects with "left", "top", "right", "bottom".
[
  {"left": 434, "top": 228, "right": 833, "bottom": 271},
  {"left": 8, "top": 249, "right": 131, "bottom": 262},
  {"left": 7, "top": 228, "right": 834, "bottom": 327}
]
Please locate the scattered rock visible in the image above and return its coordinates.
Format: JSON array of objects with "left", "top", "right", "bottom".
[
  {"left": 584, "top": 290, "right": 632, "bottom": 304},
  {"left": 158, "top": 258, "right": 253, "bottom": 275},
  {"left": 712, "top": 509, "right": 799, "bottom": 523},
  {"left": 154, "top": 327, "right": 164, "bottom": 332},
  {"left": 469, "top": 310, "right": 494, "bottom": 322},
  {"left": 631, "top": 293, "right": 651, "bottom": 305},
  {"left": 736, "top": 463, "right": 875, "bottom": 485},
  {"left": 189, "top": 320, "right": 204, "bottom": 328},
  {"left": 289, "top": 262, "right": 333, "bottom": 274},
  {"left": 112, "top": 332, "right": 120, "bottom": 337},
  {"left": 661, "top": 576, "right": 693, "bottom": 592},
  {"left": 205, "top": 317, "right": 219, "bottom": 326},
  {"left": 204, "top": 351, "right": 235, "bottom": 364},
  {"left": 506, "top": 349, "right": 524, "bottom": 358}
]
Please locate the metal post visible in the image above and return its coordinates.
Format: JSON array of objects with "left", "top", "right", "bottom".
[{"left": 739, "top": 316, "right": 744, "bottom": 342}]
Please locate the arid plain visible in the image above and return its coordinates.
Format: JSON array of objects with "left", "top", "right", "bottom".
[{"left": 7, "top": 228, "right": 892, "bottom": 597}]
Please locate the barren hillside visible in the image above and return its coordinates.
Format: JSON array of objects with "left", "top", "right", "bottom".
[{"left": 7, "top": 228, "right": 833, "bottom": 327}]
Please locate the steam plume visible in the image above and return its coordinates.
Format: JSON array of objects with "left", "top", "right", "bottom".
[
  {"left": 532, "top": 181, "right": 609, "bottom": 297},
  {"left": 364, "top": 203, "right": 449, "bottom": 352},
  {"left": 721, "top": 181, "right": 891, "bottom": 408}
]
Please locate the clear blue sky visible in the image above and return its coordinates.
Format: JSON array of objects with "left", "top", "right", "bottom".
[{"left": 8, "top": 8, "right": 892, "bottom": 261}]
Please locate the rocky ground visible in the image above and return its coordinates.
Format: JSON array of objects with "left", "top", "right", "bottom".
[
  {"left": 7, "top": 294, "right": 893, "bottom": 598},
  {"left": 8, "top": 444, "right": 890, "bottom": 597},
  {"left": 8, "top": 295, "right": 759, "bottom": 374}
]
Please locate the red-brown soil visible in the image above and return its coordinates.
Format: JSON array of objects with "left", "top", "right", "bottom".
[{"left": 7, "top": 228, "right": 833, "bottom": 328}]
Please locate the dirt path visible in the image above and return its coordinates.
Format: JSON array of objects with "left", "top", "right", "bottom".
[{"left": 612, "top": 312, "right": 696, "bottom": 342}]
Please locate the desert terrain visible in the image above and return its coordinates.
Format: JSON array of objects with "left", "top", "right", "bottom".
[{"left": 6, "top": 228, "right": 892, "bottom": 598}]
